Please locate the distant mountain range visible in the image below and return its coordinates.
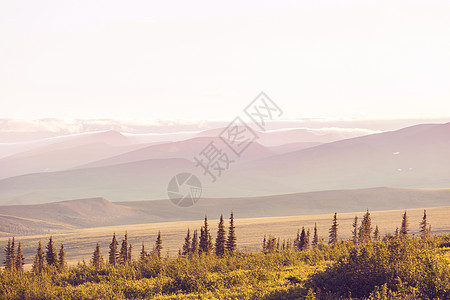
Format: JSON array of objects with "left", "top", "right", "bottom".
[{"left": 0, "top": 122, "right": 449, "bottom": 204}]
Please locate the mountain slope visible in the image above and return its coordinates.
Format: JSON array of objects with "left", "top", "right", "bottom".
[
  {"left": 223, "top": 122, "right": 450, "bottom": 195},
  {"left": 75, "top": 137, "right": 274, "bottom": 169},
  {"left": 0, "top": 131, "right": 144, "bottom": 179},
  {"left": 0, "top": 158, "right": 193, "bottom": 204}
]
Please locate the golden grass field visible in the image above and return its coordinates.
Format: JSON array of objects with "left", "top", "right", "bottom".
[{"left": 1, "top": 206, "right": 449, "bottom": 270}]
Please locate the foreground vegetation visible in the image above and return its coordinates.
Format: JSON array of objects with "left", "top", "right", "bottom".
[{"left": 1, "top": 211, "right": 450, "bottom": 299}]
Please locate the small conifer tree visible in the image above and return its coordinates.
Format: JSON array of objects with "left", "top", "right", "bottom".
[
  {"left": 352, "top": 216, "right": 359, "bottom": 243},
  {"left": 400, "top": 211, "right": 408, "bottom": 237},
  {"left": 328, "top": 213, "right": 338, "bottom": 246},
  {"left": 119, "top": 232, "right": 128, "bottom": 265},
  {"left": 58, "top": 243, "right": 66, "bottom": 271},
  {"left": 45, "top": 236, "right": 58, "bottom": 267},
  {"left": 15, "top": 242, "right": 24, "bottom": 273},
  {"left": 92, "top": 242, "right": 103, "bottom": 269},
  {"left": 225, "top": 212, "right": 237, "bottom": 253},
  {"left": 312, "top": 223, "right": 319, "bottom": 249},
  {"left": 215, "top": 214, "right": 226, "bottom": 257},
  {"left": 191, "top": 230, "right": 199, "bottom": 255},
  {"left": 419, "top": 209, "right": 429, "bottom": 239},
  {"left": 182, "top": 229, "right": 191, "bottom": 255},
  {"left": 154, "top": 231, "right": 162, "bottom": 259},
  {"left": 374, "top": 225, "right": 380, "bottom": 241},
  {"left": 139, "top": 243, "right": 147, "bottom": 261},
  {"left": 32, "top": 241, "right": 45, "bottom": 274},
  {"left": 109, "top": 233, "right": 119, "bottom": 266}
]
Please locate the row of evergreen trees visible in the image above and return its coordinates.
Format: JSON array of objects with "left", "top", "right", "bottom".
[
  {"left": 3, "top": 236, "right": 67, "bottom": 274},
  {"left": 3, "top": 213, "right": 237, "bottom": 273},
  {"left": 2, "top": 210, "right": 433, "bottom": 271},
  {"left": 262, "top": 209, "right": 432, "bottom": 252},
  {"left": 97, "top": 213, "right": 236, "bottom": 268},
  {"left": 3, "top": 237, "right": 24, "bottom": 273},
  {"left": 332, "top": 209, "right": 430, "bottom": 246},
  {"left": 180, "top": 213, "right": 236, "bottom": 257},
  {"left": 32, "top": 236, "right": 66, "bottom": 273}
]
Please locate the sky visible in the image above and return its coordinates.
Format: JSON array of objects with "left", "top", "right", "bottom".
[{"left": 1, "top": 0, "right": 450, "bottom": 122}]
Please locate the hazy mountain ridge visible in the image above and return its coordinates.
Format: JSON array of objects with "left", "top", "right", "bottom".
[
  {"left": 0, "top": 158, "right": 194, "bottom": 204},
  {"left": 1, "top": 187, "right": 449, "bottom": 235},
  {"left": 73, "top": 137, "right": 274, "bottom": 169},
  {"left": 0, "top": 122, "right": 449, "bottom": 204}
]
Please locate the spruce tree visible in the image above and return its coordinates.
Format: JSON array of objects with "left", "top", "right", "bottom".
[
  {"left": 298, "top": 227, "right": 306, "bottom": 250},
  {"left": 312, "top": 223, "right": 319, "bottom": 249},
  {"left": 419, "top": 209, "right": 429, "bottom": 239},
  {"left": 328, "top": 213, "right": 338, "bottom": 246},
  {"left": 3, "top": 238, "right": 13, "bottom": 271},
  {"left": 139, "top": 243, "right": 147, "bottom": 261},
  {"left": 32, "top": 241, "right": 45, "bottom": 274},
  {"left": 58, "top": 243, "right": 66, "bottom": 271},
  {"left": 199, "top": 227, "right": 205, "bottom": 253},
  {"left": 215, "top": 214, "right": 226, "bottom": 257},
  {"left": 191, "top": 230, "right": 199, "bottom": 255},
  {"left": 109, "top": 233, "right": 119, "bottom": 266},
  {"left": 182, "top": 229, "right": 191, "bottom": 255},
  {"left": 225, "top": 212, "right": 237, "bottom": 253},
  {"left": 15, "top": 242, "right": 24, "bottom": 273},
  {"left": 400, "top": 211, "right": 408, "bottom": 237},
  {"left": 305, "top": 228, "right": 310, "bottom": 250},
  {"left": 199, "top": 216, "right": 213, "bottom": 255},
  {"left": 10, "top": 238, "right": 15, "bottom": 271},
  {"left": 374, "top": 225, "right": 380, "bottom": 241},
  {"left": 358, "top": 210, "right": 372, "bottom": 243},
  {"left": 45, "top": 236, "right": 58, "bottom": 267},
  {"left": 127, "top": 244, "right": 133, "bottom": 263},
  {"left": 154, "top": 231, "right": 162, "bottom": 259},
  {"left": 262, "top": 235, "right": 267, "bottom": 253},
  {"left": 92, "top": 242, "right": 103, "bottom": 269},
  {"left": 352, "top": 216, "right": 359, "bottom": 243},
  {"left": 119, "top": 232, "right": 128, "bottom": 265},
  {"left": 294, "top": 229, "right": 300, "bottom": 249}
]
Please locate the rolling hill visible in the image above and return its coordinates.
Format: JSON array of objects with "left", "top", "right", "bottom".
[
  {"left": 0, "top": 197, "right": 148, "bottom": 236},
  {"left": 1, "top": 187, "right": 449, "bottom": 236}
]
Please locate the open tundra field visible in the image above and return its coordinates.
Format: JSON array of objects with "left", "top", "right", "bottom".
[{"left": 2, "top": 205, "right": 449, "bottom": 269}]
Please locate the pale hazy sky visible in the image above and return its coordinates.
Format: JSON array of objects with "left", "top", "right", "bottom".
[{"left": 1, "top": 0, "right": 449, "bottom": 121}]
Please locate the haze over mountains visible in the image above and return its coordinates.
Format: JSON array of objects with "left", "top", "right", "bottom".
[{"left": 0, "top": 121, "right": 449, "bottom": 205}]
